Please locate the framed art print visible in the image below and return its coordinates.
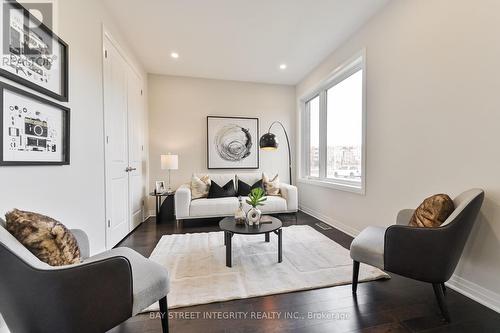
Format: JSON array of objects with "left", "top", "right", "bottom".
[
  {"left": 207, "top": 116, "right": 259, "bottom": 169},
  {"left": 0, "top": 0, "right": 69, "bottom": 101},
  {"left": 155, "top": 181, "right": 166, "bottom": 194},
  {"left": 0, "top": 82, "right": 70, "bottom": 165}
]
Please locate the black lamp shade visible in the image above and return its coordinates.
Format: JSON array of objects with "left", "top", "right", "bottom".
[{"left": 260, "top": 133, "right": 278, "bottom": 150}]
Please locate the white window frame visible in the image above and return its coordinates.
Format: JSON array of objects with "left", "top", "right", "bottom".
[{"left": 299, "top": 50, "right": 366, "bottom": 195}]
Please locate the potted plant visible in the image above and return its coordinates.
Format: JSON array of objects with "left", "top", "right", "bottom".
[{"left": 246, "top": 188, "right": 267, "bottom": 225}]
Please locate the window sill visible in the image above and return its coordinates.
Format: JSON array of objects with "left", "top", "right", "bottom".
[{"left": 297, "top": 178, "right": 365, "bottom": 195}]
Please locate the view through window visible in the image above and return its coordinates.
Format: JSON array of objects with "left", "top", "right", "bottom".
[
  {"left": 302, "top": 55, "right": 364, "bottom": 191},
  {"left": 326, "top": 70, "right": 362, "bottom": 182}
]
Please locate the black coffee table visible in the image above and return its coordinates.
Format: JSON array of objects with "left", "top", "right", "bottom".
[{"left": 219, "top": 216, "right": 283, "bottom": 267}]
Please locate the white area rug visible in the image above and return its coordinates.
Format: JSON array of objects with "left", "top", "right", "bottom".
[{"left": 146, "top": 225, "right": 389, "bottom": 310}]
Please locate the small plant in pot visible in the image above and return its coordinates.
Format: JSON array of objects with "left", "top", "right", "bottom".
[{"left": 246, "top": 188, "right": 267, "bottom": 226}]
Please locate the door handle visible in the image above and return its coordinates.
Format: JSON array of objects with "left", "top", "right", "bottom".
[{"left": 125, "top": 167, "right": 137, "bottom": 172}]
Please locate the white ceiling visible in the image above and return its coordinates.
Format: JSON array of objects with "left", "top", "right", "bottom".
[{"left": 103, "top": 0, "right": 389, "bottom": 85}]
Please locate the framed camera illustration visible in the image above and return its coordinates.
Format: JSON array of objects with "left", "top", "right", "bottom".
[
  {"left": 0, "top": 82, "right": 70, "bottom": 165},
  {"left": 0, "top": 0, "right": 69, "bottom": 101},
  {"left": 207, "top": 116, "right": 259, "bottom": 169}
]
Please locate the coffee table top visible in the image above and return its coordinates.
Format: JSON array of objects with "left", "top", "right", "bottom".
[{"left": 219, "top": 216, "right": 282, "bottom": 235}]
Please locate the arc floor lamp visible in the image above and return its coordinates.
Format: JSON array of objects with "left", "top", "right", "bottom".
[{"left": 259, "top": 121, "right": 292, "bottom": 185}]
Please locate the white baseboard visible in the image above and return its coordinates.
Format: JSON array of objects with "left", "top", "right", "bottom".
[
  {"left": 299, "top": 204, "right": 360, "bottom": 237},
  {"left": 299, "top": 204, "right": 500, "bottom": 314},
  {"left": 446, "top": 274, "right": 500, "bottom": 313}
]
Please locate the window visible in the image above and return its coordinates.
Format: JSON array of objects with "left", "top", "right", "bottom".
[
  {"left": 308, "top": 95, "right": 320, "bottom": 177},
  {"left": 301, "top": 53, "right": 365, "bottom": 193}
]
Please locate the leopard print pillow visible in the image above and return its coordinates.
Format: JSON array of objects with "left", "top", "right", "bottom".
[
  {"left": 263, "top": 173, "right": 280, "bottom": 196},
  {"left": 409, "top": 194, "right": 455, "bottom": 228},
  {"left": 5, "top": 209, "right": 81, "bottom": 266}
]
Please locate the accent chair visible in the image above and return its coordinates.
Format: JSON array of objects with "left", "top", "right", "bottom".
[
  {"left": 0, "top": 219, "right": 170, "bottom": 333},
  {"left": 350, "top": 189, "right": 485, "bottom": 322}
]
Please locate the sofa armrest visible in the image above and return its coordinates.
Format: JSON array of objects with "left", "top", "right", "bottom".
[
  {"left": 280, "top": 183, "right": 298, "bottom": 212},
  {"left": 71, "top": 229, "right": 90, "bottom": 259},
  {"left": 396, "top": 209, "right": 415, "bottom": 225},
  {"left": 175, "top": 184, "right": 191, "bottom": 219}
]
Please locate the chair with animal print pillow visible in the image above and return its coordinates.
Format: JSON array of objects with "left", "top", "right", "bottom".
[
  {"left": 0, "top": 216, "right": 171, "bottom": 333},
  {"left": 349, "top": 189, "right": 484, "bottom": 322}
]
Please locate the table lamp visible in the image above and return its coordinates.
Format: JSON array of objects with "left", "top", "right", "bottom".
[{"left": 161, "top": 153, "right": 178, "bottom": 193}]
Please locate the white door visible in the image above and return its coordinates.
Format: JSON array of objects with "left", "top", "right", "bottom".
[
  {"left": 104, "top": 37, "right": 130, "bottom": 248},
  {"left": 127, "top": 68, "right": 144, "bottom": 230}
]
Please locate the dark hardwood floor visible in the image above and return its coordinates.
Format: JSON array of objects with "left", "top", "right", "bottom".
[{"left": 109, "top": 212, "right": 500, "bottom": 333}]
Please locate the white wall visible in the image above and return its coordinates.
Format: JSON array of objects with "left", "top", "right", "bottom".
[
  {"left": 148, "top": 74, "right": 295, "bottom": 212},
  {"left": 0, "top": 0, "right": 147, "bottom": 255},
  {"left": 296, "top": 0, "right": 500, "bottom": 311},
  {"left": 0, "top": 1, "right": 147, "bottom": 330}
]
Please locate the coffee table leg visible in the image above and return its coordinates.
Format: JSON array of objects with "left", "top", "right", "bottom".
[
  {"left": 265, "top": 232, "right": 270, "bottom": 242},
  {"left": 278, "top": 228, "right": 282, "bottom": 263},
  {"left": 224, "top": 231, "right": 227, "bottom": 246},
  {"left": 226, "top": 232, "right": 232, "bottom": 267}
]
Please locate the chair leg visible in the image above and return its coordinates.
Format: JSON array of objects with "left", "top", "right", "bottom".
[
  {"left": 352, "top": 260, "right": 360, "bottom": 294},
  {"left": 159, "top": 296, "right": 169, "bottom": 333},
  {"left": 432, "top": 283, "right": 450, "bottom": 322},
  {"left": 441, "top": 282, "right": 447, "bottom": 295}
]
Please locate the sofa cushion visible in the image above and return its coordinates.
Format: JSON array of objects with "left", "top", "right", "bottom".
[
  {"left": 195, "top": 173, "right": 235, "bottom": 189},
  {"left": 5, "top": 209, "right": 81, "bottom": 266},
  {"left": 208, "top": 180, "right": 236, "bottom": 198},
  {"left": 190, "top": 197, "right": 239, "bottom": 217},
  {"left": 236, "top": 172, "right": 262, "bottom": 187},
  {"left": 242, "top": 195, "right": 287, "bottom": 213}
]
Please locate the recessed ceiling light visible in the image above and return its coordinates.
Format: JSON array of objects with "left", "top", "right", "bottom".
[
  {"left": 279, "top": 64, "right": 287, "bottom": 70},
  {"left": 171, "top": 52, "right": 179, "bottom": 59}
]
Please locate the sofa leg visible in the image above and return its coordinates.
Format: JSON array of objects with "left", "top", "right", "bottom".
[
  {"left": 159, "top": 296, "right": 169, "bottom": 333},
  {"left": 432, "top": 283, "right": 450, "bottom": 322},
  {"left": 352, "top": 260, "right": 360, "bottom": 294}
]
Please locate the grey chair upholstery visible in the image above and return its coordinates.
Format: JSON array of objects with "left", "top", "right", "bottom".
[
  {"left": 350, "top": 189, "right": 484, "bottom": 322},
  {"left": 0, "top": 221, "right": 170, "bottom": 333}
]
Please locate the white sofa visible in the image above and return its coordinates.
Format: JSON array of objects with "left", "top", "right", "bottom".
[{"left": 175, "top": 172, "right": 298, "bottom": 220}]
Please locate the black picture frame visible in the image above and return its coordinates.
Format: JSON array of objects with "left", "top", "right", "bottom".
[
  {"left": 1, "top": 0, "right": 69, "bottom": 102},
  {"left": 207, "top": 115, "right": 259, "bottom": 169},
  {"left": 0, "top": 81, "right": 70, "bottom": 166}
]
